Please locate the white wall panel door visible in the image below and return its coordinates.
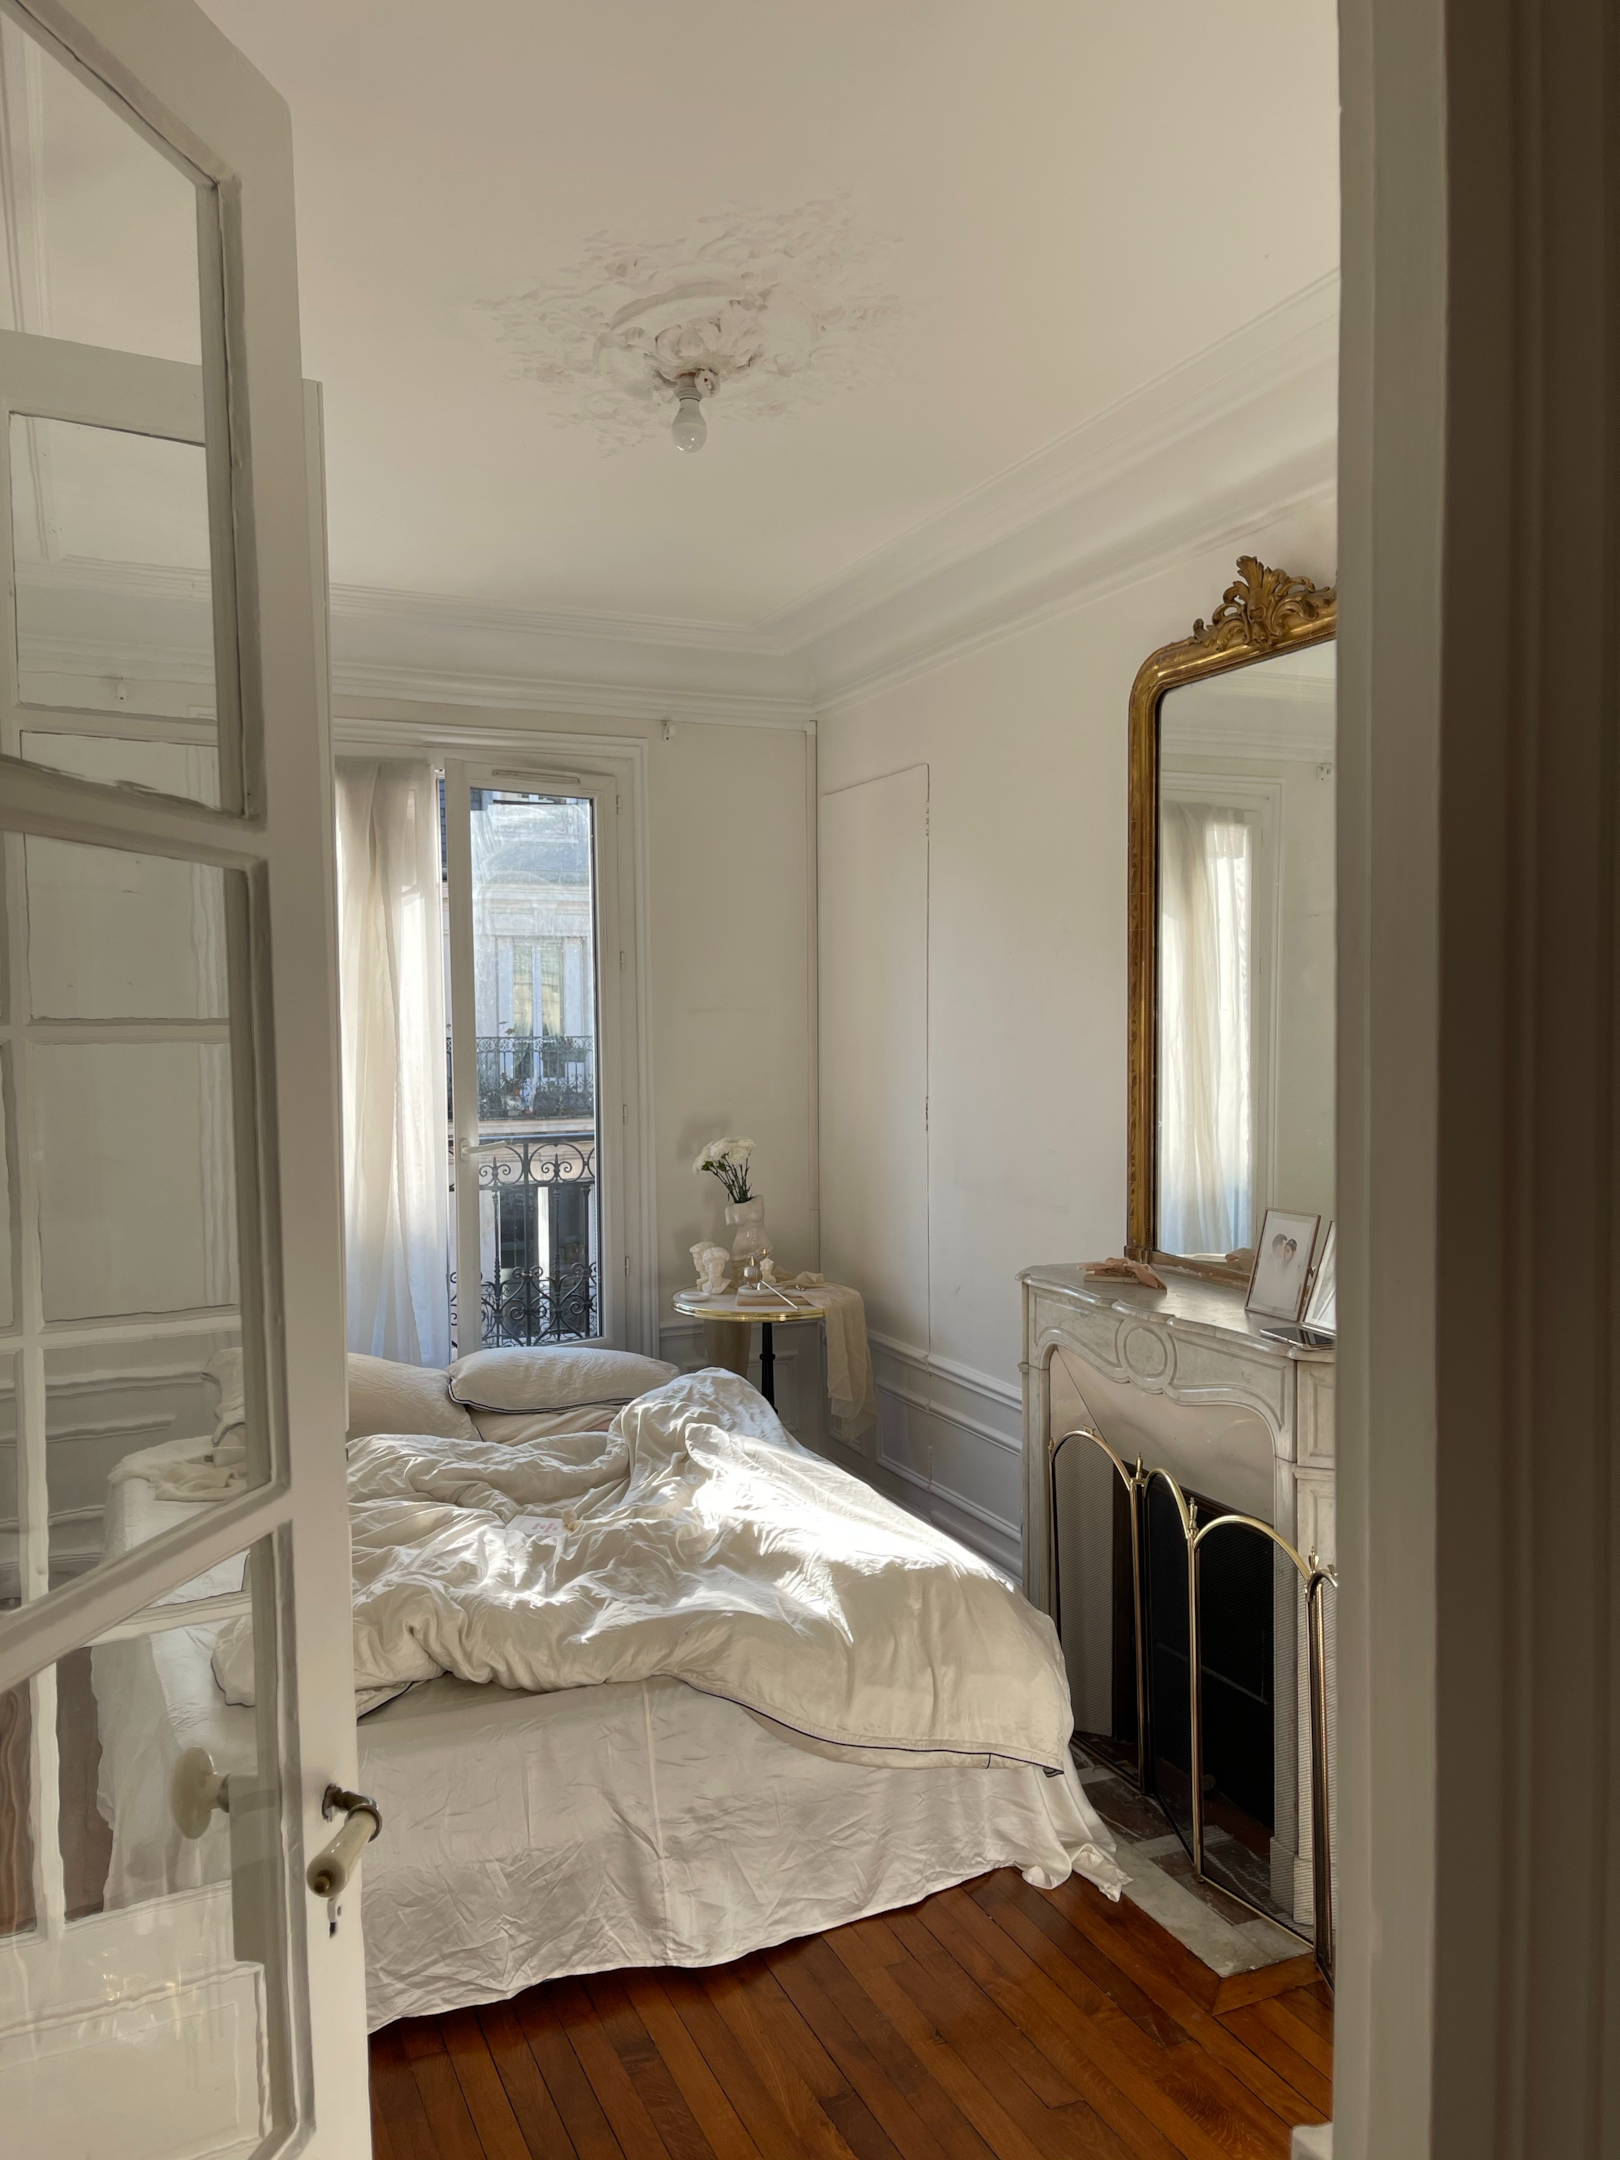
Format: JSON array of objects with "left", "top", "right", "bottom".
[
  {"left": 0, "top": 2, "right": 365, "bottom": 2154},
  {"left": 818, "top": 766, "right": 929, "bottom": 1352}
]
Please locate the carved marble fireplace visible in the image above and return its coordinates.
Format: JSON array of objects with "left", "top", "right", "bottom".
[{"left": 1020, "top": 1262, "right": 1336, "bottom": 1933}]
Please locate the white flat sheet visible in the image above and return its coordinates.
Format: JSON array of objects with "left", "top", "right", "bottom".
[{"left": 97, "top": 1441, "right": 1125, "bottom": 2031}]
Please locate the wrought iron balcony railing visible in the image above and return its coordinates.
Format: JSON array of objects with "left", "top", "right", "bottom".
[
  {"left": 448, "top": 1135, "right": 602, "bottom": 1349},
  {"left": 454, "top": 1033, "right": 595, "bottom": 1122}
]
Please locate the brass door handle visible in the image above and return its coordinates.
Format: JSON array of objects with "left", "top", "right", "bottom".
[{"left": 306, "top": 1783, "right": 381, "bottom": 1898}]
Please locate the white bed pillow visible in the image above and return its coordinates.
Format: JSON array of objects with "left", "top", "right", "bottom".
[
  {"left": 205, "top": 1347, "right": 477, "bottom": 1448},
  {"left": 347, "top": 1354, "right": 478, "bottom": 1443},
  {"left": 448, "top": 1345, "right": 675, "bottom": 1415}
]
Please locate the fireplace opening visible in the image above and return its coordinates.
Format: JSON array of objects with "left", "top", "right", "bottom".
[{"left": 1142, "top": 1480, "right": 1276, "bottom": 1903}]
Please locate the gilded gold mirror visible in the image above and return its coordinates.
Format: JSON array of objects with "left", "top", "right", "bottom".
[{"left": 1127, "top": 558, "right": 1337, "bottom": 1275}]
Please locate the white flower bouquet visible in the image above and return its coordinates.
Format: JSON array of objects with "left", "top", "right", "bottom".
[{"left": 692, "top": 1136, "right": 756, "bottom": 1203}]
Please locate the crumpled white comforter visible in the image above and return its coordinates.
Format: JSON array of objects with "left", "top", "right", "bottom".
[{"left": 213, "top": 1368, "right": 1077, "bottom": 1773}]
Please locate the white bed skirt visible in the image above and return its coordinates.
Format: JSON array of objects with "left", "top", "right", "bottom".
[{"left": 352, "top": 1670, "right": 1120, "bottom": 2029}]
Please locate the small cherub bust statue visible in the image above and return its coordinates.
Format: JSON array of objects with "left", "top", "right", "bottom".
[{"left": 690, "top": 1241, "right": 731, "bottom": 1295}]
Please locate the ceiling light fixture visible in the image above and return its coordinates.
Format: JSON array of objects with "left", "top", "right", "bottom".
[{"left": 670, "top": 368, "right": 712, "bottom": 454}]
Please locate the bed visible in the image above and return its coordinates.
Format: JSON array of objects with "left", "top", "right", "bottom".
[{"left": 95, "top": 1358, "right": 1123, "bottom": 2032}]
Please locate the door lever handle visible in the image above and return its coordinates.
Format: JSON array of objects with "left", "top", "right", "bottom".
[
  {"left": 170, "top": 1746, "right": 230, "bottom": 1838},
  {"left": 306, "top": 1783, "right": 381, "bottom": 1898}
]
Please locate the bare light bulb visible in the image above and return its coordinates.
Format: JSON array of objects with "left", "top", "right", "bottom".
[{"left": 672, "top": 392, "right": 707, "bottom": 453}]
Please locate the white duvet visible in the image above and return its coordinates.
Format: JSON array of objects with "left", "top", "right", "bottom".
[{"left": 213, "top": 1369, "right": 1076, "bottom": 1774}]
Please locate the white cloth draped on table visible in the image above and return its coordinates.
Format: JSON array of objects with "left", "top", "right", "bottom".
[
  {"left": 1157, "top": 798, "right": 1255, "bottom": 1257},
  {"left": 335, "top": 760, "right": 451, "bottom": 1366},
  {"left": 772, "top": 1273, "right": 876, "bottom": 1442}
]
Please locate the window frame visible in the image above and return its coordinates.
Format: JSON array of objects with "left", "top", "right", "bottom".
[{"left": 332, "top": 715, "right": 656, "bottom": 1359}]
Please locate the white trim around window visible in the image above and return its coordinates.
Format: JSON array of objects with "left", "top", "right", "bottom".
[{"left": 333, "top": 713, "right": 658, "bottom": 1358}]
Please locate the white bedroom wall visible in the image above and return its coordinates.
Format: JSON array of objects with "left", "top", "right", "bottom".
[{"left": 815, "top": 499, "right": 1337, "bottom": 1568}]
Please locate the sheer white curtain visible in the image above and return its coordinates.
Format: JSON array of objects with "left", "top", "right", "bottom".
[
  {"left": 335, "top": 760, "right": 451, "bottom": 1365},
  {"left": 1158, "top": 799, "right": 1254, "bottom": 1256}
]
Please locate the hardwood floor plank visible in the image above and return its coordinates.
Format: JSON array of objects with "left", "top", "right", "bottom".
[
  {"left": 553, "top": 1976, "right": 677, "bottom": 2160},
  {"left": 620, "top": 1972, "right": 768, "bottom": 2160},
  {"left": 369, "top": 1870, "right": 1332, "bottom": 2160},
  {"left": 964, "top": 1878, "right": 1186, "bottom": 2050},
  {"left": 943, "top": 1881, "right": 1301, "bottom": 2160},
  {"left": 513, "top": 1987, "right": 630, "bottom": 2160},
  {"left": 769, "top": 1936, "right": 990, "bottom": 2160},
  {"left": 474, "top": 2000, "right": 582, "bottom": 2160},
  {"left": 869, "top": 1914, "right": 1145, "bottom": 2160},
  {"left": 725, "top": 1953, "right": 910, "bottom": 2160},
  {"left": 1252, "top": 1990, "right": 1334, "bottom": 2073},
  {"left": 397, "top": 2018, "right": 488, "bottom": 2160},
  {"left": 661, "top": 1963, "right": 855, "bottom": 2160},
  {"left": 984, "top": 1875, "right": 1322, "bottom": 2135},
  {"left": 885, "top": 1908, "right": 1085, "bottom": 2113},
  {"left": 440, "top": 2009, "right": 537, "bottom": 2160},
  {"left": 1216, "top": 2006, "right": 1332, "bottom": 2121},
  {"left": 371, "top": 2027, "right": 440, "bottom": 2160},
  {"left": 826, "top": 1919, "right": 1062, "bottom": 2160},
  {"left": 582, "top": 1972, "right": 720, "bottom": 2160},
  {"left": 917, "top": 1888, "right": 1228, "bottom": 2160}
]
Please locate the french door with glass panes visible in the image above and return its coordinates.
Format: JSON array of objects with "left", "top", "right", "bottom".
[
  {"left": 0, "top": 3, "right": 368, "bottom": 2155},
  {"left": 444, "top": 764, "right": 625, "bottom": 1353}
]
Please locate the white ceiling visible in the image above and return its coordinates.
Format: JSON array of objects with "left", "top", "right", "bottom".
[{"left": 195, "top": 0, "right": 1340, "bottom": 634}]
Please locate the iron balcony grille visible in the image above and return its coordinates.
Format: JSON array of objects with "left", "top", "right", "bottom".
[
  {"left": 449, "top": 1134, "right": 600, "bottom": 1348},
  {"left": 446, "top": 1033, "right": 596, "bottom": 1123}
]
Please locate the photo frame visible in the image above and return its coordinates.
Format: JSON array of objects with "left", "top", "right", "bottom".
[
  {"left": 1245, "top": 1208, "right": 1321, "bottom": 1321},
  {"left": 1302, "top": 1220, "right": 1337, "bottom": 1337}
]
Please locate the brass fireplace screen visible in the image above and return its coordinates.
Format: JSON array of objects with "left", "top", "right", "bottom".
[{"left": 1050, "top": 1427, "right": 1337, "bottom": 1986}]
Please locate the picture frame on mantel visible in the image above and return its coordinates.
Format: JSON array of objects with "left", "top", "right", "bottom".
[{"left": 1245, "top": 1208, "right": 1321, "bottom": 1321}]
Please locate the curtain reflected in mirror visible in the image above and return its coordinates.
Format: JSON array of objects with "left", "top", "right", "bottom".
[{"left": 1154, "top": 640, "right": 1335, "bottom": 1263}]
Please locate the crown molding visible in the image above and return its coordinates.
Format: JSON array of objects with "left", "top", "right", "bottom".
[
  {"left": 331, "top": 658, "right": 814, "bottom": 730},
  {"left": 798, "top": 274, "right": 1340, "bottom": 709},
  {"left": 773, "top": 272, "right": 1339, "bottom": 656},
  {"left": 9, "top": 273, "right": 1338, "bottom": 728}
]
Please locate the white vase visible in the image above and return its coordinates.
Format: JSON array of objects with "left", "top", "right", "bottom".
[{"left": 725, "top": 1196, "right": 771, "bottom": 1280}]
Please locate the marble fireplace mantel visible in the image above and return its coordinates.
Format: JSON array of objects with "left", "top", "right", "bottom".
[{"left": 1018, "top": 1261, "right": 1336, "bottom": 1929}]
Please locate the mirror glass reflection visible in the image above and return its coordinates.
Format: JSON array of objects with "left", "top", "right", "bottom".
[{"left": 1155, "top": 641, "right": 1335, "bottom": 1262}]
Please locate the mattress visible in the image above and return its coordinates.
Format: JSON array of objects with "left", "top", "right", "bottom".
[{"left": 96, "top": 1441, "right": 1123, "bottom": 2030}]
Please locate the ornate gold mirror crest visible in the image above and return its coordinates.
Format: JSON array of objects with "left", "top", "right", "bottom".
[{"left": 1126, "top": 556, "right": 1337, "bottom": 1271}]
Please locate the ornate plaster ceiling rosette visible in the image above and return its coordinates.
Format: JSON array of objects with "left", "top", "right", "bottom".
[{"left": 483, "top": 197, "right": 902, "bottom": 451}]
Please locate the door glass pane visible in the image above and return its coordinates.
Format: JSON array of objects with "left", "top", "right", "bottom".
[
  {"left": 2, "top": 1538, "right": 291, "bottom": 2152},
  {"left": 11, "top": 415, "right": 215, "bottom": 727},
  {"left": 34, "top": 1040, "right": 237, "bottom": 1321},
  {"left": 21, "top": 727, "right": 220, "bottom": 811},
  {"left": 466, "top": 788, "right": 601, "bottom": 1345},
  {"left": 26, "top": 835, "right": 227, "bottom": 1020},
  {"left": 0, "top": 10, "right": 202, "bottom": 363},
  {"left": 46, "top": 1328, "right": 242, "bottom": 1592}
]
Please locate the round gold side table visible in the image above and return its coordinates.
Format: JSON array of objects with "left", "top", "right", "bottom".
[{"left": 671, "top": 1287, "right": 828, "bottom": 1408}]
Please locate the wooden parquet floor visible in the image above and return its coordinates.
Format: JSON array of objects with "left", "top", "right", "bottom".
[{"left": 370, "top": 1867, "right": 1332, "bottom": 2160}]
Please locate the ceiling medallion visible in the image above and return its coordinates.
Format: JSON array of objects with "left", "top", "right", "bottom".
[{"left": 483, "top": 197, "right": 902, "bottom": 454}]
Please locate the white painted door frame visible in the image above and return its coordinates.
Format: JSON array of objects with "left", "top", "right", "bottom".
[
  {"left": 1337, "top": 0, "right": 1620, "bottom": 2151},
  {"left": 0, "top": 1, "right": 366, "bottom": 2150}
]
